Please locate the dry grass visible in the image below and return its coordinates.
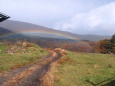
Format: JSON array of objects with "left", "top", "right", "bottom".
[{"left": 40, "top": 61, "right": 59, "bottom": 86}]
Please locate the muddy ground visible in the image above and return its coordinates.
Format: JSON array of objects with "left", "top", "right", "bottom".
[{"left": 0, "top": 51, "right": 61, "bottom": 86}]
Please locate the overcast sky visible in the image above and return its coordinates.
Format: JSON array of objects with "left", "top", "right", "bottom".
[{"left": 1, "top": 0, "right": 115, "bottom": 35}]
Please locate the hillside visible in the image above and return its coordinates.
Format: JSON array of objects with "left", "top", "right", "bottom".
[
  {"left": 0, "top": 20, "right": 111, "bottom": 53},
  {"left": 0, "top": 20, "right": 111, "bottom": 41},
  {"left": 0, "top": 27, "right": 28, "bottom": 41},
  {"left": 0, "top": 27, "right": 14, "bottom": 37}
]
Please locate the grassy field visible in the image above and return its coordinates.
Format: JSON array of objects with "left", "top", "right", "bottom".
[
  {"left": 55, "top": 51, "right": 115, "bottom": 86},
  {"left": 0, "top": 42, "right": 48, "bottom": 72}
]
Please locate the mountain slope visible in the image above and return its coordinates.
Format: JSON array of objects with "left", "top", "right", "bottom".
[
  {"left": 0, "top": 23, "right": 99, "bottom": 53},
  {"left": 0, "top": 27, "right": 29, "bottom": 41},
  {"left": 0, "top": 27, "right": 14, "bottom": 37},
  {"left": 0, "top": 20, "right": 111, "bottom": 41}
]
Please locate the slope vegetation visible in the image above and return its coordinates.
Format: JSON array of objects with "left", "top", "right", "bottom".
[{"left": 0, "top": 41, "right": 48, "bottom": 72}]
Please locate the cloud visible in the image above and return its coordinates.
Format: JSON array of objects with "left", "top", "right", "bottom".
[
  {"left": 1, "top": 0, "right": 115, "bottom": 34},
  {"left": 54, "top": 2, "right": 115, "bottom": 35},
  {"left": 0, "top": 0, "right": 79, "bottom": 28},
  {"left": 1, "top": 0, "right": 111, "bottom": 28}
]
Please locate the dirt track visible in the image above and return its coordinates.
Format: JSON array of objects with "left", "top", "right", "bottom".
[{"left": 0, "top": 51, "right": 61, "bottom": 86}]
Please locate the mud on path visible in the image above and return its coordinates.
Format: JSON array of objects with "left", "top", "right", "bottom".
[{"left": 0, "top": 51, "right": 62, "bottom": 86}]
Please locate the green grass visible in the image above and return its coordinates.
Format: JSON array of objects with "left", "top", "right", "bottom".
[
  {"left": 0, "top": 42, "right": 48, "bottom": 72},
  {"left": 55, "top": 51, "right": 115, "bottom": 86},
  {"left": 0, "top": 42, "right": 8, "bottom": 54}
]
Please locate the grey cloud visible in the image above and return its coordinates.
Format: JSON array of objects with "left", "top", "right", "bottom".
[
  {"left": 54, "top": 2, "right": 115, "bottom": 35},
  {"left": 0, "top": 0, "right": 115, "bottom": 35}
]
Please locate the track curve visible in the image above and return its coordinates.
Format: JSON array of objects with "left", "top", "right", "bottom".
[{"left": 0, "top": 51, "right": 62, "bottom": 86}]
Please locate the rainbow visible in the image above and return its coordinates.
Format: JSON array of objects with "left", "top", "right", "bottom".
[{"left": 0, "top": 29, "right": 92, "bottom": 48}]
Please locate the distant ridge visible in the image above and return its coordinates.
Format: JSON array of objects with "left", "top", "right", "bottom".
[
  {"left": 0, "top": 27, "right": 13, "bottom": 37},
  {"left": 0, "top": 20, "right": 111, "bottom": 41}
]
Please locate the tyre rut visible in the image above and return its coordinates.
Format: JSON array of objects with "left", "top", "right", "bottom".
[{"left": 1, "top": 51, "right": 61, "bottom": 86}]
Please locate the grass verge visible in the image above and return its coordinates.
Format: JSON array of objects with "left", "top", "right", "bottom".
[
  {"left": 0, "top": 42, "right": 48, "bottom": 72},
  {"left": 55, "top": 51, "right": 115, "bottom": 86},
  {"left": 40, "top": 61, "right": 59, "bottom": 86}
]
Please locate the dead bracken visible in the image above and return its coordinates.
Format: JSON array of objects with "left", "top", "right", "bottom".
[{"left": 5, "top": 41, "right": 42, "bottom": 54}]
